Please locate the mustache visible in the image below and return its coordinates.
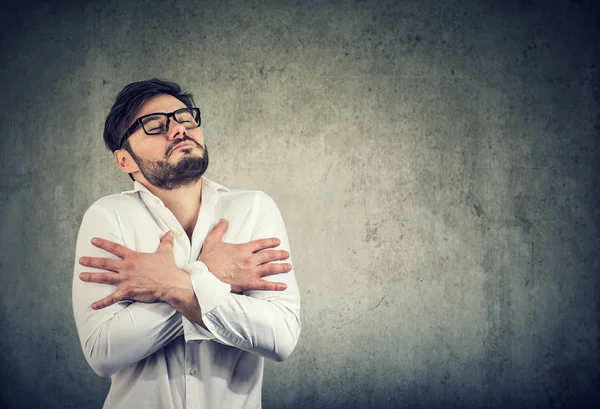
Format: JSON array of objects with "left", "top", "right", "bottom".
[{"left": 166, "top": 136, "right": 203, "bottom": 157}]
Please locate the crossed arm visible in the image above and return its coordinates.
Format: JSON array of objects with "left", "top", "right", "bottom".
[
  {"left": 78, "top": 220, "right": 290, "bottom": 321},
  {"left": 72, "top": 197, "right": 301, "bottom": 376}
]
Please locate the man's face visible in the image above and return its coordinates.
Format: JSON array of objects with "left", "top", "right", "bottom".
[{"left": 121, "top": 94, "right": 209, "bottom": 190}]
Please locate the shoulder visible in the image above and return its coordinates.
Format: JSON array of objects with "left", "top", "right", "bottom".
[
  {"left": 210, "top": 181, "right": 282, "bottom": 223},
  {"left": 220, "top": 186, "right": 278, "bottom": 209},
  {"left": 83, "top": 192, "right": 144, "bottom": 220},
  {"left": 206, "top": 177, "right": 275, "bottom": 206}
]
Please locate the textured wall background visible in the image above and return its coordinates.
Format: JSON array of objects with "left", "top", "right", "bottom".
[{"left": 0, "top": 0, "right": 598, "bottom": 408}]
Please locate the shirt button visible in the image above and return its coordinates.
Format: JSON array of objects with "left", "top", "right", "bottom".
[
  {"left": 189, "top": 368, "right": 196, "bottom": 376},
  {"left": 174, "top": 230, "right": 183, "bottom": 237}
]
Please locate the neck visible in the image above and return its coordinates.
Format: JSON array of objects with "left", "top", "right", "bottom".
[{"left": 140, "top": 177, "right": 203, "bottom": 239}]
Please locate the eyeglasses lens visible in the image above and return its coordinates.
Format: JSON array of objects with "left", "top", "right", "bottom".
[{"left": 141, "top": 109, "right": 200, "bottom": 135}]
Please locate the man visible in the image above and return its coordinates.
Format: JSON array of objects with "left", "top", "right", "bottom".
[{"left": 72, "top": 79, "right": 301, "bottom": 409}]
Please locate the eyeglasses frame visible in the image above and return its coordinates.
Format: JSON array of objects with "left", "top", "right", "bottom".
[{"left": 118, "top": 107, "right": 201, "bottom": 149}]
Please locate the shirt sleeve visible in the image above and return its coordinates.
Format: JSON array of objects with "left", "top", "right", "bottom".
[
  {"left": 183, "top": 192, "right": 302, "bottom": 362},
  {"left": 179, "top": 261, "right": 231, "bottom": 341},
  {"left": 72, "top": 204, "right": 184, "bottom": 377}
]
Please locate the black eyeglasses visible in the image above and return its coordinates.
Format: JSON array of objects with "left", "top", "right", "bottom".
[{"left": 119, "top": 107, "right": 201, "bottom": 149}]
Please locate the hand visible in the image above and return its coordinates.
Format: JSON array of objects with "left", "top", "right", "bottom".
[
  {"left": 199, "top": 219, "right": 291, "bottom": 293},
  {"left": 78, "top": 232, "right": 191, "bottom": 309}
]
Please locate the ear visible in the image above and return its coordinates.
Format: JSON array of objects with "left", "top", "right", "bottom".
[{"left": 114, "top": 149, "right": 140, "bottom": 174}]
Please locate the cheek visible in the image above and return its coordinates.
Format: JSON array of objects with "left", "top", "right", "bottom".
[
  {"left": 133, "top": 137, "right": 168, "bottom": 158},
  {"left": 190, "top": 129, "right": 205, "bottom": 145}
]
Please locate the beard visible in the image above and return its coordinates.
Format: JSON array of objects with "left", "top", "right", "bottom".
[{"left": 127, "top": 138, "right": 209, "bottom": 190}]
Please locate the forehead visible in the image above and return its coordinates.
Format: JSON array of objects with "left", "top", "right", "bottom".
[{"left": 135, "top": 94, "right": 187, "bottom": 118}]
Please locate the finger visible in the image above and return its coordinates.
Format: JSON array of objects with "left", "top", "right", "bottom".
[
  {"left": 247, "top": 237, "right": 281, "bottom": 253},
  {"left": 79, "top": 272, "right": 121, "bottom": 285},
  {"left": 256, "top": 262, "right": 292, "bottom": 277},
  {"left": 255, "top": 250, "right": 290, "bottom": 265},
  {"left": 91, "top": 237, "right": 132, "bottom": 259},
  {"left": 91, "top": 290, "right": 128, "bottom": 310},
  {"left": 251, "top": 279, "right": 287, "bottom": 292},
  {"left": 79, "top": 256, "right": 122, "bottom": 272},
  {"left": 204, "top": 219, "right": 228, "bottom": 246},
  {"left": 158, "top": 230, "right": 174, "bottom": 252}
]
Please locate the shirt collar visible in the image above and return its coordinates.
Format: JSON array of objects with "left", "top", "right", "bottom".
[{"left": 121, "top": 177, "right": 229, "bottom": 206}]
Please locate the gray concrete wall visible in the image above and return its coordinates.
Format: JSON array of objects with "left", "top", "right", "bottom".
[{"left": 1, "top": 0, "right": 598, "bottom": 408}]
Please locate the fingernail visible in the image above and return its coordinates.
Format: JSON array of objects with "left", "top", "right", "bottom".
[
  {"left": 91, "top": 237, "right": 99, "bottom": 245},
  {"left": 79, "top": 257, "right": 87, "bottom": 265}
]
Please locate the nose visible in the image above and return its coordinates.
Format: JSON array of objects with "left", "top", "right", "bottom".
[{"left": 165, "top": 116, "right": 187, "bottom": 141}]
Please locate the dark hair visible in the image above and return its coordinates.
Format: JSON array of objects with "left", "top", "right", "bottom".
[{"left": 103, "top": 78, "right": 196, "bottom": 152}]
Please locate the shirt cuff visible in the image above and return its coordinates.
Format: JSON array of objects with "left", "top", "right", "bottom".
[{"left": 180, "top": 261, "right": 231, "bottom": 341}]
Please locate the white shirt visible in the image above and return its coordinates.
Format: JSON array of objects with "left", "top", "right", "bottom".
[{"left": 72, "top": 177, "right": 301, "bottom": 409}]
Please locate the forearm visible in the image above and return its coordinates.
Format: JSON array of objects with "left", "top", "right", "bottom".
[
  {"left": 74, "top": 267, "right": 199, "bottom": 376},
  {"left": 178, "top": 248, "right": 301, "bottom": 361},
  {"left": 75, "top": 301, "right": 183, "bottom": 377},
  {"left": 73, "top": 205, "right": 186, "bottom": 376},
  {"left": 203, "top": 293, "right": 301, "bottom": 362},
  {"left": 162, "top": 273, "right": 205, "bottom": 328}
]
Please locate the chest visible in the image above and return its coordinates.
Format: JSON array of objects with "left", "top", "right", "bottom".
[{"left": 119, "top": 196, "right": 259, "bottom": 267}]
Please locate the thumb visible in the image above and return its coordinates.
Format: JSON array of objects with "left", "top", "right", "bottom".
[
  {"left": 158, "top": 230, "right": 175, "bottom": 252},
  {"left": 205, "top": 219, "right": 227, "bottom": 246}
]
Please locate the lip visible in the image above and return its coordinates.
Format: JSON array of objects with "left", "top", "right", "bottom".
[{"left": 171, "top": 142, "right": 195, "bottom": 152}]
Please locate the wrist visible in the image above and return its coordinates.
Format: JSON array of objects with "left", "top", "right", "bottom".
[
  {"left": 162, "top": 268, "right": 205, "bottom": 326},
  {"left": 162, "top": 268, "right": 195, "bottom": 306}
]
